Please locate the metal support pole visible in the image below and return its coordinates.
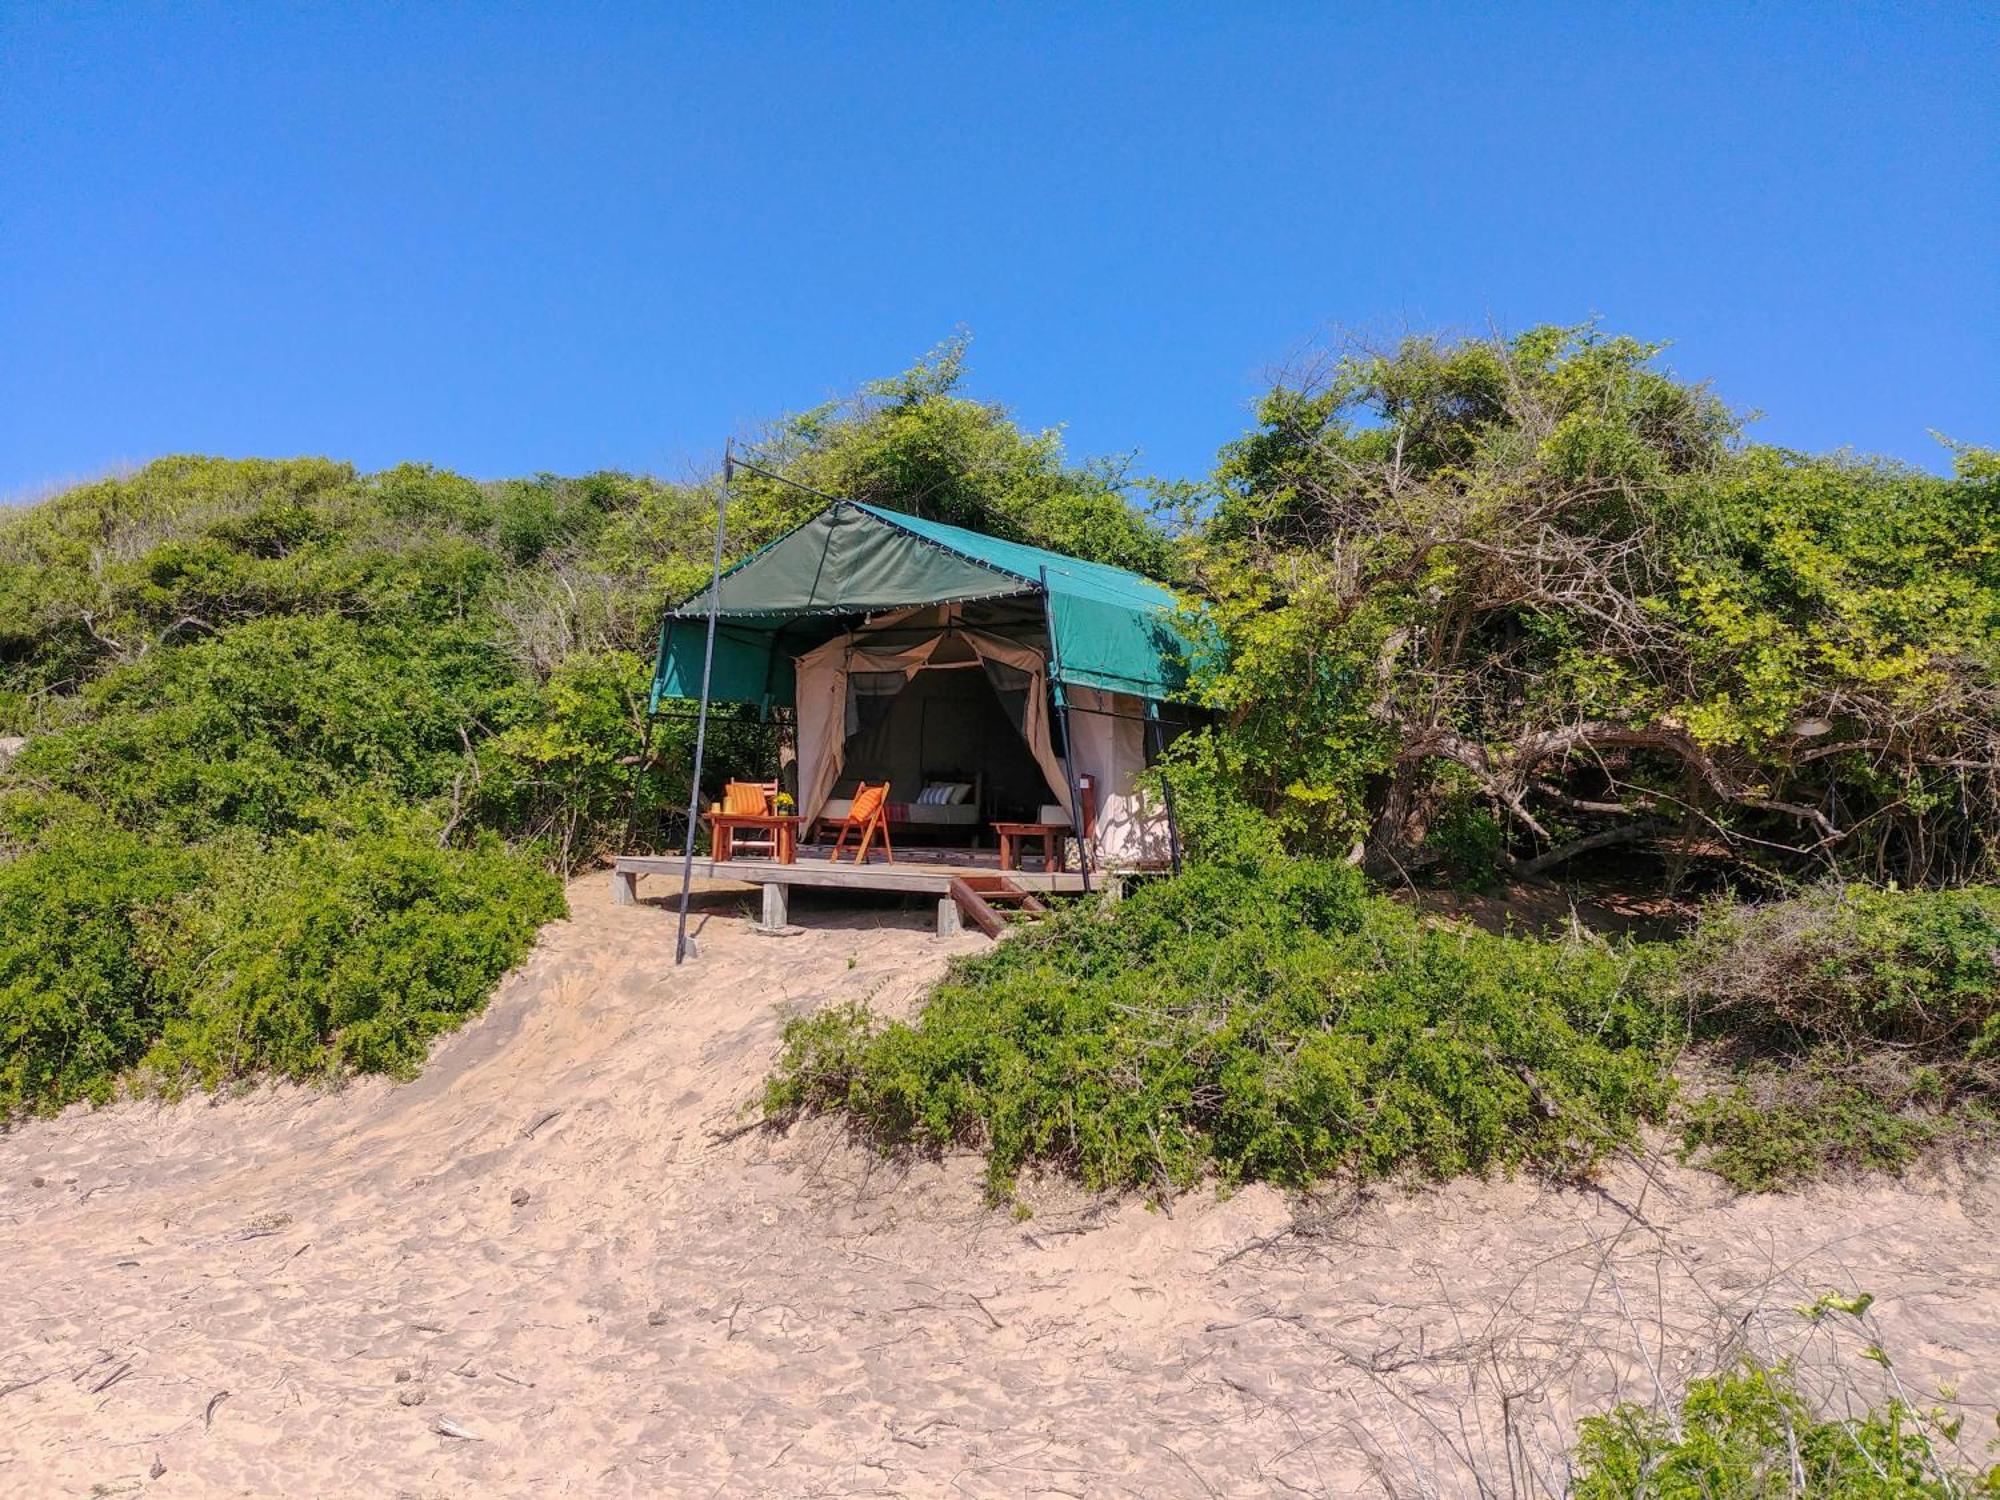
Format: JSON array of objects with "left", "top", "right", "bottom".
[
  {"left": 1039, "top": 567, "right": 1092, "bottom": 893},
  {"left": 674, "top": 442, "right": 733, "bottom": 964},
  {"left": 1146, "top": 700, "right": 1183, "bottom": 877}
]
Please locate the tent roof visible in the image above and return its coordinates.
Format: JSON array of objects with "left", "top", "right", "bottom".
[{"left": 655, "top": 501, "right": 1198, "bottom": 706}]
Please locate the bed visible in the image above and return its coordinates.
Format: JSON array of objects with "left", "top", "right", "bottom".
[{"left": 815, "top": 772, "right": 983, "bottom": 838}]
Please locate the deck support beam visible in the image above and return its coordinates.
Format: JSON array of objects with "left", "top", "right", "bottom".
[{"left": 758, "top": 880, "right": 789, "bottom": 931}]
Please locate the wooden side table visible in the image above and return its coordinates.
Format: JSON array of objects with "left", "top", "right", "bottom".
[
  {"left": 705, "top": 813, "right": 801, "bottom": 864},
  {"left": 992, "top": 821, "right": 1070, "bottom": 873}
]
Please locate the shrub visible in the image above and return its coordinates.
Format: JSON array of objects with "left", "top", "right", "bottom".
[
  {"left": 1571, "top": 1361, "right": 1993, "bottom": 1498},
  {"left": 1684, "top": 884, "right": 2000, "bottom": 1060},
  {"left": 12, "top": 613, "right": 511, "bottom": 840},
  {"left": 1677, "top": 884, "right": 2000, "bottom": 1189},
  {"left": 0, "top": 819, "right": 203, "bottom": 1114},
  {"left": 0, "top": 808, "right": 562, "bottom": 1117},
  {"left": 766, "top": 842, "right": 1680, "bottom": 1199},
  {"left": 139, "top": 816, "right": 564, "bottom": 1089}
]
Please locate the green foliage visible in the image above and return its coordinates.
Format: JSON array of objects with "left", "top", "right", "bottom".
[
  {"left": 1685, "top": 884, "right": 2000, "bottom": 1052},
  {"left": 1420, "top": 775, "right": 1507, "bottom": 886},
  {"left": 1572, "top": 1362, "right": 1995, "bottom": 1498},
  {"left": 1188, "top": 325, "right": 2000, "bottom": 886},
  {"left": 14, "top": 614, "right": 509, "bottom": 841},
  {"left": 766, "top": 830, "right": 1679, "bottom": 1200},
  {"left": 731, "top": 336, "right": 1180, "bottom": 578},
  {"left": 140, "top": 815, "right": 562, "bottom": 1088},
  {"left": 475, "top": 648, "right": 648, "bottom": 871},
  {"left": 0, "top": 453, "right": 690, "bottom": 1115},
  {"left": 1676, "top": 884, "right": 2000, "bottom": 1190},
  {"left": 0, "top": 817, "right": 202, "bottom": 1114},
  {"left": 0, "top": 343, "right": 1176, "bottom": 1117},
  {"left": 1678, "top": 1068, "right": 1975, "bottom": 1193},
  {"left": 0, "top": 808, "right": 558, "bottom": 1115}
]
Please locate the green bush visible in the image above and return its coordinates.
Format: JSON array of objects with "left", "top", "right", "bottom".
[
  {"left": 766, "top": 842, "right": 1680, "bottom": 1199},
  {"left": 12, "top": 613, "right": 511, "bottom": 841},
  {"left": 1677, "top": 885, "right": 2000, "bottom": 1190},
  {"left": 1684, "top": 884, "right": 2000, "bottom": 1057},
  {"left": 140, "top": 816, "right": 563, "bottom": 1088},
  {"left": 0, "top": 818, "right": 203, "bottom": 1114},
  {"left": 0, "top": 808, "right": 561, "bottom": 1115},
  {"left": 1572, "top": 1362, "right": 1994, "bottom": 1498}
]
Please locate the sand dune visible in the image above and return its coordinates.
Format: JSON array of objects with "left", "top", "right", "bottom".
[{"left": 2, "top": 876, "right": 1995, "bottom": 1497}]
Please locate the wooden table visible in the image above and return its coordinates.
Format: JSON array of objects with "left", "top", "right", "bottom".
[
  {"left": 992, "top": 821, "right": 1070, "bottom": 873},
  {"left": 705, "top": 813, "right": 801, "bottom": 864}
]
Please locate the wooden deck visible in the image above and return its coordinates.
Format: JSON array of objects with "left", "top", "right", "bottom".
[{"left": 611, "top": 847, "right": 1095, "bottom": 936}]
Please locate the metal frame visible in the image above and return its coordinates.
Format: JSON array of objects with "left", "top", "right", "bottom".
[
  {"left": 674, "top": 441, "right": 734, "bottom": 964},
  {"left": 1145, "top": 700, "right": 1184, "bottom": 876},
  {"left": 1039, "top": 565, "right": 1093, "bottom": 893}
]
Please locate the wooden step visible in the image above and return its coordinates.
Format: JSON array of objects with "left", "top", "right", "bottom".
[
  {"left": 957, "top": 875, "right": 1048, "bottom": 912},
  {"left": 946, "top": 877, "right": 1007, "bottom": 939},
  {"left": 947, "top": 876, "right": 1052, "bottom": 939}
]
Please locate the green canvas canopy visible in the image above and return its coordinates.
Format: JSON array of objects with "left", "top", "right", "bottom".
[{"left": 650, "top": 501, "right": 1198, "bottom": 711}]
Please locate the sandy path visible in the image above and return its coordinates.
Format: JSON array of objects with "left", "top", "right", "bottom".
[{"left": 2, "top": 876, "right": 1995, "bottom": 1497}]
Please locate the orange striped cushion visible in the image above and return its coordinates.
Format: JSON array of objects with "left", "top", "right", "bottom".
[{"left": 723, "top": 782, "right": 769, "bottom": 815}]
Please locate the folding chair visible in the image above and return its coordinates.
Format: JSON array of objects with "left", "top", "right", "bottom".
[{"left": 826, "top": 781, "right": 893, "bottom": 864}]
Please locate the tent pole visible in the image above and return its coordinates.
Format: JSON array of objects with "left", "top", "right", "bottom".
[
  {"left": 1146, "top": 700, "right": 1183, "bottom": 877},
  {"left": 1039, "top": 567, "right": 1092, "bottom": 894},
  {"left": 675, "top": 442, "right": 733, "bottom": 964}
]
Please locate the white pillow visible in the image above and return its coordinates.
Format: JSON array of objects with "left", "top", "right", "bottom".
[{"left": 946, "top": 782, "right": 974, "bottom": 805}]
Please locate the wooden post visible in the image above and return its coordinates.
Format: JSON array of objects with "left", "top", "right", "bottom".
[{"left": 758, "top": 880, "right": 789, "bottom": 931}]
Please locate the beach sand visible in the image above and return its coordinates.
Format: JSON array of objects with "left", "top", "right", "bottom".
[{"left": 2, "top": 875, "right": 1994, "bottom": 1497}]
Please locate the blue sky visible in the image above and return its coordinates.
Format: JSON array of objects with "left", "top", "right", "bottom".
[{"left": 3, "top": 3, "right": 1994, "bottom": 502}]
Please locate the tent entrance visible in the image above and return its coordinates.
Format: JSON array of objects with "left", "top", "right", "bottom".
[
  {"left": 794, "top": 617, "right": 1075, "bottom": 832},
  {"left": 833, "top": 657, "right": 1061, "bottom": 840}
]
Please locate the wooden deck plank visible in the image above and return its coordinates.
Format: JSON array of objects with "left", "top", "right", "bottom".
[{"left": 611, "top": 853, "right": 1091, "bottom": 896}]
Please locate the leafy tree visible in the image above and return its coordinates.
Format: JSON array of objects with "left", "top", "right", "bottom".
[
  {"left": 1187, "top": 325, "right": 2000, "bottom": 886},
  {"left": 728, "top": 335, "right": 1181, "bottom": 577}
]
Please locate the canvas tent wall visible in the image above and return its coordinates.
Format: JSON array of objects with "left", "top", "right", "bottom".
[{"left": 648, "top": 500, "right": 1201, "bottom": 867}]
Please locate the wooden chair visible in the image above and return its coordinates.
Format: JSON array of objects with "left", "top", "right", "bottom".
[
  {"left": 723, "top": 780, "right": 778, "bottom": 814},
  {"left": 711, "top": 780, "right": 779, "bottom": 859},
  {"left": 827, "top": 781, "right": 893, "bottom": 864}
]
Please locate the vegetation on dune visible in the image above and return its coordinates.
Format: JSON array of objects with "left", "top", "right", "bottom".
[
  {"left": 3, "top": 326, "right": 1996, "bottom": 1178},
  {"left": 1186, "top": 326, "right": 1999, "bottom": 890},
  {"left": 766, "top": 809, "right": 1681, "bottom": 1199},
  {"left": 0, "top": 341, "right": 1154, "bottom": 1117},
  {"left": 1676, "top": 883, "right": 2000, "bottom": 1189},
  {"left": 764, "top": 807, "right": 2000, "bottom": 1199},
  {"left": 1571, "top": 1360, "right": 1998, "bottom": 1498}
]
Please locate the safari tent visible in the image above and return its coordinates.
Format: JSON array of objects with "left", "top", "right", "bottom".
[{"left": 648, "top": 500, "right": 1201, "bottom": 869}]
